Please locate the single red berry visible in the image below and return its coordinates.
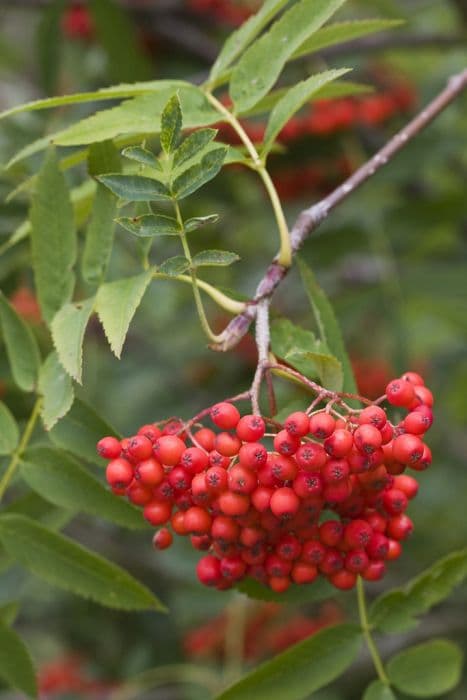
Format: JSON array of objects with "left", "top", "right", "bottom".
[
  {"left": 358, "top": 406, "right": 387, "bottom": 430},
  {"left": 236, "top": 414, "right": 265, "bottom": 442},
  {"left": 134, "top": 458, "right": 164, "bottom": 487},
  {"left": 205, "top": 466, "right": 228, "bottom": 492},
  {"left": 191, "top": 473, "right": 212, "bottom": 505},
  {"left": 162, "top": 419, "right": 185, "bottom": 437},
  {"left": 228, "top": 465, "right": 257, "bottom": 494},
  {"left": 193, "top": 427, "right": 216, "bottom": 452},
  {"left": 106, "top": 458, "right": 133, "bottom": 489},
  {"left": 291, "top": 562, "right": 318, "bottom": 584},
  {"left": 181, "top": 447, "right": 209, "bottom": 473},
  {"left": 292, "top": 471, "right": 323, "bottom": 499},
  {"left": 218, "top": 491, "right": 250, "bottom": 516},
  {"left": 295, "top": 442, "right": 327, "bottom": 471},
  {"left": 171, "top": 511, "right": 187, "bottom": 535},
  {"left": 319, "top": 520, "right": 343, "bottom": 547},
  {"left": 220, "top": 556, "right": 246, "bottom": 581},
  {"left": 386, "top": 539, "right": 402, "bottom": 560},
  {"left": 345, "top": 550, "right": 369, "bottom": 573},
  {"left": 285, "top": 411, "right": 310, "bottom": 437},
  {"left": 126, "top": 481, "right": 153, "bottom": 506},
  {"left": 383, "top": 488, "right": 408, "bottom": 515},
  {"left": 301, "top": 539, "right": 326, "bottom": 565},
  {"left": 411, "top": 444, "right": 432, "bottom": 471},
  {"left": 239, "top": 526, "right": 264, "bottom": 548},
  {"left": 210, "top": 402, "right": 241, "bottom": 430},
  {"left": 184, "top": 506, "right": 212, "bottom": 535},
  {"left": 323, "top": 479, "right": 352, "bottom": 503},
  {"left": 386, "top": 379, "right": 415, "bottom": 407},
  {"left": 393, "top": 474, "right": 419, "bottom": 499},
  {"left": 324, "top": 429, "right": 353, "bottom": 458},
  {"left": 412, "top": 386, "right": 433, "bottom": 408},
  {"left": 211, "top": 515, "right": 239, "bottom": 542},
  {"left": 309, "top": 412, "right": 336, "bottom": 439},
  {"left": 137, "top": 424, "right": 162, "bottom": 443},
  {"left": 270, "top": 487, "right": 300, "bottom": 519},
  {"left": 276, "top": 534, "right": 302, "bottom": 561},
  {"left": 380, "top": 422, "right": 394, "bottom": 444},
  {"left": 274, "top": 429, "right": 300, "bottom": 456},
  {"left": 251, "top": 486, "right": 273, "bottom": 512},
  {"left": 143, "top": 500, "right": 172, "bottom": 526},
  {"left": 319, "top": 548, "right": 344, "bottom": 575},
  {"left": 330, "top": 569, "right": 356, "bottom": 590},
  {"left": 367, "top": 533, "right": 390, "bottom": 560},
  {"left": 191, "top": 534, "right": 211, "bottom": 551},
  {"left": 196, "top": 555, "right": 221, "bottom": 586},
  {"left": 238, "top": 442, "right": 268, "bottom": 469},
  {"left": 322, "top": 459, "right": 350, "bottom": 484},
  {"left": 208, "top": 450, "right": 230, "bottom": 469},
  {"left": 354, "top": 424, "right": 382, "bottom": 454},
  {"left": 269, "top": 454, "right": 298, "bottom": 482},
  {"left": 392, "top": 434, "right": 424, "bottom": 464},
  {"left": 365, "top": 511, "right": 387, "bottom": 533},
  {"left": 128, "top": 435, "right": 153, "bottom": 461},
  {"left": 362, "top": 560, "right": 386, "bottom": 581},
  {"left": 269, "top": 576, "right": 291, "bottom": 593},
  {"left": 387, "top": 514, "right": 413, "bottom": 540},
  {"left": 214, "top": 432, "right": 242, "bottom": 457},
  {"left": 343, "top": 519, "right": 373, "bottom": 549},
  {"left": 97, "top": 436, "right": 121, "bottom": 459},
  {"left": 403, "top": 410, "right": 432, "bottom": 434},
  {"left": 401, "top": 371, "right": 424, "bottom": 385},
  {"left": 152, "top": 528, "right": 172, "bottom": 550},
  {"left": 265, "top": 554, "right": 292, "bottom": 578},
  {"left": 154, "top": 435, "right": 186, "bottom": 466},
  {"left": 168, "top": 466, "right": 192, "bottom": 492}
]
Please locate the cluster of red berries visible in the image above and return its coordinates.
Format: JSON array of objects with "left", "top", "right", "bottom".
[
  {"left": 217, "top": 86, "right": 416, "bottom": 148},
  {"left": 271, "top": 156, "right": 352, "bottom": 201},
  {"left": 98, "top": 371, "right": 433, "bottom": 594},
  {"left": 187, "top": 0, "right": 256, "bottom": 26},
  {"left": 39, "top": 655, "right": 113, "bottom": 697},
  {"left": 61, "top": 3, "right": 94, "bottom": 40}
]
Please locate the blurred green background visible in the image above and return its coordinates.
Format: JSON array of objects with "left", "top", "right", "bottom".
[{"left": 0, "top": 1, "right": 466, "bottom": 698}]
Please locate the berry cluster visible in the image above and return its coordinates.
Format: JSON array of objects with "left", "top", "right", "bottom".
[
  {"left": 217, "top": 87, "right": 416, "bottom": 148},
  {"left": 98, "top": 371, "right": 433, "bottom": 594}
]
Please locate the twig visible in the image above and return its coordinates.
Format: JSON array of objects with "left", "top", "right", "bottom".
[
  {"left": 212, "top": 68, "right": 467, "bottom": 352},
  {"left": 250, "top": 299, "right": 270, "bottom": 415}
]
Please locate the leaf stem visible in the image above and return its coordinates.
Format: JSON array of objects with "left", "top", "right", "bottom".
[
  {"left": 223, "top": 594, "right": 248, "bottom": 686},
  {"left": 173, "top": 200, "right": 224, "bottom": 343},
  {"left": 153, "top": 270, "right": 246, "bottom": 314},
  {"left": 357, "top": 576, "right": 390, "bottom": 685},
  {"left": 204, "top": 92, "right": 292, "bottom": 267},
  {"left": 0, "top": 398, "right": 42, "bottom": 503}
]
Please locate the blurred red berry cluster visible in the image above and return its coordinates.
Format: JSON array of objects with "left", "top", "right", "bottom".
[
  {"left": 38, "top": 655, "right": 114, "bottom": 698},
  {"left": 184, "top": 600, "right": 344, "bottom": 661},
  {"left": 62, "top": 2, "right": 94, "bottom": 40}
]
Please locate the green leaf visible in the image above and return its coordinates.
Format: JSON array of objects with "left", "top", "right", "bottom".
[
  {"left": 160, "top": 94, "right": 182, "bottom": 154},
  {"left": 173, "top": 129, "right": 218, "bottom": 169},
  {"left": 0, "top": 514, "right": 165, "bottom": 612},
  {"left": 0, "top": 601, "right": 19, "bottom": 626},
  {"left": 49, "top": 398, "right": 120, "bottom": 465},
  {"left": 185, "top": 214, "right": 220, "bottom": 232},
  {"left": 0, "top": 402, "right": 19, "bottom": 456},
  {"left": 82, "top": 140, "right": 121, "bottom": 286},
  {"left": 158, "top": 256, "right": 191, "bottom": 276},
  {"left": 262, "top": 68, "right": 350, "bottom": 153},
  {"left": 298, "top": 258, "right": 357, "bottom": 393},
  {"left": 122, "top": 145, "right": 162, "bottom": 170},
  {"left": 369, "top": 548, "right": 467, "bottom": 634},
  {"left": 38, "top": 352, "right": 74, "bottom": 430},
  {"left": 30, "top": 149, "right": 77, "bottom": 325},
  {"left": 95, "top": 271, "right": 152, "bottom": 358},
  {"left": 118, "top": 214, "right": 180, "bottom": 237},
  {"left": 216, "top": 624, "right": 362, "bottom": 700},
  {"left": 286, "top": 350, "right": 343, "bottom": 392},
  {"left": 237, "top": 576, "right": 334, "bottom": 604},
  {"left": 209, "top": 0, "right": 290, "bottom": 82},
  {"left": 229, "top": 0, "right": 346, "bottom": 112},
  {"left": 97, "top": 174, "right": 171, "bottom": 202},
  {"left": 192, "top": 250, "right": 240, "bottom": 268},
  {"left": 363, "top": 681, "right": 397, "bottom": 700},
  {"left": 0, "top": 620, "right": 37, "bottom": 698},
  {"left": 51, "top": 298, "right": 95, "bottom": 383},
  {"left": 172, "top": 147, "right": 227, "bottom": 199},
  {"left": 0, "top": 292, "right": 41, "bottom": 392},
  {"left": 20, "top": 447, "right": 146, "bottom": 530},
  {"left": 292, "top": 19, "right": 404, "bottom": 60},
  {"left": 88, "top": 0, "right": 152, "bottom": 83},
  {"left": 387, "top": 639, "right": 463, "bottom": 698}
]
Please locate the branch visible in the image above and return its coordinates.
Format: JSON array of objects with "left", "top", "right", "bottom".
[{"left": 212, "top": 67, "right": 467, "bottom": 352}]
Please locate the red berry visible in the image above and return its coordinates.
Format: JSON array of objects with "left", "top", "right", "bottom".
[
  {"left": 270, "top": 487, "right": 300, "bottom": 519},
  {"left": 383, "top": 488, "right": 408, "bottom": 515},
  {"left": 392, "top": 434, "right": 424, "bottom": 464},
  {"left": 106, "top": 458, "right": 133, "bottom": 489},
  {"left": 220, "top": 556, "right": 246, "bottom": 581},
  {"left": 181, "top": 447, "right": 209, "bottom": 473},
  {"left": 137, "top": 423, "right": 162, "bottom": 443},
  {"left": 193, "top": 427, "right": 216, "bottom": 451},
  {"left": 208, "top": 450, "right": 230, "bottom": 469},
  {"left": 295, "top": 442, "right": 327, "bottom": 470},
  {"left": 126, "top": 481, "right": 153, "bottom": 506},
  {"left": 214, "top": 432, "right": 242, "bottom": 457},
  {"left": 354, "top": 424, "right": 382, "bottom": 454},
  {"left": 265, "top": 554, "right": 292, "bottom": 578},
  {"left": 345, "top": 550, "right": 369, "bottom": 573},
  {"left": 196, "top": 555, "right": 221, "bottom": 586},
  {"left": 309, "top": 412, "right": 336, "bottom": 439},
  {"left": 367, "top": 533, "right": 390, "bottom": 560},
  {"left": 274, "top": 429, "right": 300, "bottom": 456},
  {"left": 291, "top": 562, "right": 318, "bottom": 584},
  {"left": 276, "top": 534, "right": 302, "bottom": 561},
  {"left": 168, "top": 466, "right": 192, "bottom": 491},
  {"left": 143, "top": 500, "right": 172, "bottom": 526},
  {"left": 171, "top": 511, "right": 187, "bottom": 535},
  {"left": 228, "top": 465, "right": 257, "bottom": 494},
  {"left": 153, "top": 528, "right": 173, "bottom": 550},
  {"left": 205, "top": 466, "right": 228, "bottom": 492},
  {"left": 184, "top": 506, "right": 212, "bottom": 535},
  {"left": 269, "top": 454, "right": 298, "bottom": 482},
  {"left": 210, "top": 402, "right": 240, "bottom": 430},
  {"left": 293, "top": 471, "right": 323, "bottom": 499},
  {"left": 322, "top": 459, "right": 349, "bottom": 484},
  {"left": 386, "top": 539, "right": 402, "bottom": 560},
  {"left": 403, "top": 411, "right": 432, "bottom": 434},
  {"left": 211, "top": 515, "right": 239, "bottom": 542},
  {"left": 238, "top": 442, "right": 268, "bottom": 469},
  {"left": 386, "top": 379, "right": 415, "bottom": 407},
  {"left": 401, "top": 371, "right": 424, "bottom": 385},
  {"left": 362, "top": 561, "right": 386, "bottom": 581},
  {"left": 97, "top": 436, "right": 121, "bottom": 459},
  {"left": 236, "top": 415, "right": 265, "bottom": 442},
  {"left": 128, "top": 435, "right": 153, "bottom": 461},
  {"left": 218, "top": 491, "right": 250, "bottom": 516},
  {"left": 412, "top": 386, "right": 433, "bottom": 408},
  {"left": 135, "top": 458, "right": 164, "bottom": 487},
  {"left": 269, "top": 576, "right": 291, "bottom": 593},
  {"left": 251, "top": 486, "right": 273, "bottom": 512},
  {"left": 358, "top": 406, "right": 387, "bottom": 430},
  {"left": 393, "top": 474, "right": 419, "bottom": 499},
  {"left": 154, "top": 435, "right": 186, "bottom": 466},
  {"left": 320, "top": 548, "right": 343, "bottom": 575},
  {"left": 301, "top": 539, "right": 326, "bottom": 565},
  {"left": 330, "top": 569, "right": 356, "bottom": 590},
  {"left": 324, "top": 429, "right": 353, "bottom": 458},
  {"left": 284, "top": 411, "right": 310, "bottom": 437},
  {"left": 387, "top": 514, "right": 413, "bottom": 540},
  {"left": 344, "top": 519, "right": 373, "bottom": 549},
  {"left": 319, "top": 520, "right": 343, "bottom": 547}
]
